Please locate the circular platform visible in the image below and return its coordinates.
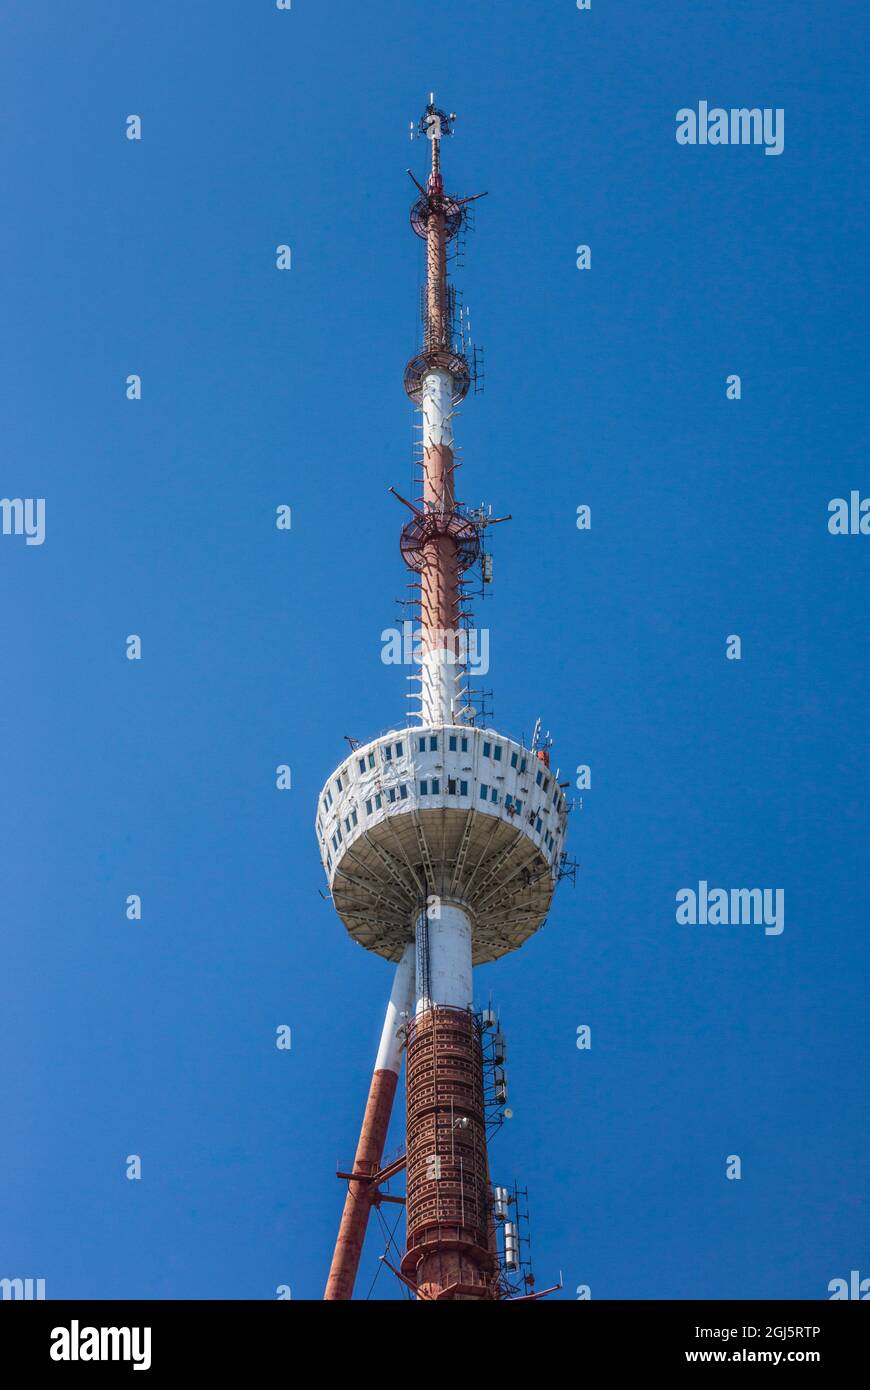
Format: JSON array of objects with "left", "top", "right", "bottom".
[
  {"left": 403, "top": 350, "right": 471, "bottom": 405},
  {"left": 316, "top": 725, "right": 568, "bottom": 966}
]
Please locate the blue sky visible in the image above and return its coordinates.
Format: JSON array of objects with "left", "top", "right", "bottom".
[{"left": 1, "top": 1, "right": 867, "bottom": 1300}]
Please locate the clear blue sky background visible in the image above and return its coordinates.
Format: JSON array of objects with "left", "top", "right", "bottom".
[{"left": 2, "top": 1, "right": 867, "bottom": 1301}]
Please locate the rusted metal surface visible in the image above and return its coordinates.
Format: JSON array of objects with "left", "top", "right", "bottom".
[
  {"left": 401, "top": 1006, "right": 499, "bottom": 1299},
  {"left": 426, "top": 207, "right": 448, "bottom": 352},
  {"left": 324, "top": 1068, "right": 398, "bottom": 1301}
]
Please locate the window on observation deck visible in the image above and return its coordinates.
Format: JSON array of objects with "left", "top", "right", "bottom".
[
  {"left": 448, "top": 735, "right": 457, "bottom": 751},
  {"left": 510, "top": 751, "right": 518, "bottom": 769},
  {"left": 460, "top": 780, "right": 468, "bottom": 795},
  {"left": 365, "top": 799, "right": 373, "bottom": 815},
  {"left": 429, "top": 735, "right": 438, "bottom": 751},
  {"left": 490, "top": 787, "right": 498, "bottom": 803},
  {"left": 358, "top": 757, "right": 366, "bottom": 774},
  {"left": 480, "top": 783, "right": 489, "bottom": 800},
  {"left": 483, "top": 741, "right": 491, "bottom": 758},
  {"left": 400, "top": 783, "right": 408, "bottom": 799},
  {"left": 431, "top": 777, "right": 440, "bottom": 793},
  {"left": 420, "top": 779, "right": 428, "bottom": 796},
  {"left": 493, "top": 745, "right": 502, "bottom": 762}
]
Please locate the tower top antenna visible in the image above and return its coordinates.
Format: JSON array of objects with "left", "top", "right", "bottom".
[{"left": 414, "top": 96, "right": 457, "bottom": 144}]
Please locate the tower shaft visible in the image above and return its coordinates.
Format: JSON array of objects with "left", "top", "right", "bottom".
[
  {"left": 405, "top": 899, "right": 497, "bottom": 1298},
  {"left": 402, "top": 1003, "right": 497, "bottom": 1299}
]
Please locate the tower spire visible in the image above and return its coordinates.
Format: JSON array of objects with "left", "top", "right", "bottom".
[{"left": 400, "top": 99, "right": 487, "bottom": 726}]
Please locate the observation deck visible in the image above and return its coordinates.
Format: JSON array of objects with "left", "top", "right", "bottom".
[{"left": 316, "top": 724, "right": 568, "bottom": 966}]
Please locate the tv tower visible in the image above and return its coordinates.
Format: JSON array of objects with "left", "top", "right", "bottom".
[{"left": 319, "top": 98, "right": 569, "bottom": 1301}]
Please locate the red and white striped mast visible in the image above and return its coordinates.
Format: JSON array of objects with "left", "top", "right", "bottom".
[{"left": 396, "top": 96, "right": 490, "bottom": 729}]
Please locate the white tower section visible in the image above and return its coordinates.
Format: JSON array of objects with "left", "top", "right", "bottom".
[
  {"left": 374, "top": 942, "right": 417, "bottom": 1072},
  {"left": 415, "top": 900, "right": 474, "bottom": 1015},
  {"left": 418, "top": 367, "right": 460, "bottom": 728}
]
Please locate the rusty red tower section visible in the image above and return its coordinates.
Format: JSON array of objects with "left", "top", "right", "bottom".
[
  {"left": 403, "top": 1006, "right": 496, "bottom": 1297},
  {"left": 318, "top": 99, "right": 569, "bottom": 1302}
]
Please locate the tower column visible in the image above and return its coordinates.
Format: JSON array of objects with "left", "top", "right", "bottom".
[
  {"left": 415, "top": 901, "right": 473, "bottom": 1014},
  {"left": 404, "top": 897, "right": 496, "bottom": 1298},
  {"left": 401, "top": 1000, "right": 497, "bottom": 1299}
]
